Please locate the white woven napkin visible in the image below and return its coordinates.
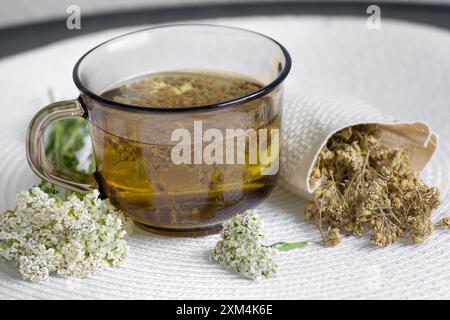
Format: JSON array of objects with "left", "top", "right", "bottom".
[{"left": 280, "top": 90, "right": 438, "bottom": 199}]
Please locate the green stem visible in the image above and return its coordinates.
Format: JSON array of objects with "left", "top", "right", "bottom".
[
  {"left": 61, "top": 127, "right": 82, "bottom": 154},
  {"left": 264, "top": 241, "right": 308, "bottom": 251},
  {"left": 53, "top": 121, "right": 64, "bottom": 167}
]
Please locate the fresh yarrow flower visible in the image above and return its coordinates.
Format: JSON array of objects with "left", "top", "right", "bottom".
[
  {"left": 0, "top": 185, "right": 131, "bottom": 282},
  {"left": 211, "top": 210, "right": 307, "bottom": 280}
]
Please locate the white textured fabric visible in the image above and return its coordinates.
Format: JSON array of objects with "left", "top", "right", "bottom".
[
  {"left": 0, "top": 16, "right": 450, "bottom": 300},
  {"left": 281, "top": 92, "right": 437, "bottom": 198}
]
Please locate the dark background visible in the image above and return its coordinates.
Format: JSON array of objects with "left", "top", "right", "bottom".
[{"left": 0, "top": 1, "right": 449, "bottom": 59}]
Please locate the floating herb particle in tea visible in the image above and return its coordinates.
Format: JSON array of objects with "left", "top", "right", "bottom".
[
  {"left": 305, "top": 124, "right": 441, "bottom": 246},
  {"left": 107, "top": 71, "right": 261, "bottom": 108}
]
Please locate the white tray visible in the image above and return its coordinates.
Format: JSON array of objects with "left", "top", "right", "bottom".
[{"left": 0, "top": 16, "right": 449, "bottom": 299}]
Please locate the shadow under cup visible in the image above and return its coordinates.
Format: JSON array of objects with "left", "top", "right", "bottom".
[{"left": 27, "top": 25, "right": 291, "bottom": 236}]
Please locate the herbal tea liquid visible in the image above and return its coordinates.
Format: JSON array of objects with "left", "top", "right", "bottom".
[{"left": 91, "top": 70, "right": 281, "bottom": 236}]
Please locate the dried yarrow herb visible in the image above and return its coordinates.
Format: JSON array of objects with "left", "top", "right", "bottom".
[
  {"left": 440, "top": 216, "right": 450, "bottom": 228},
  {"left": 305, "top": 125, "right": 441, "bottom": 246}
]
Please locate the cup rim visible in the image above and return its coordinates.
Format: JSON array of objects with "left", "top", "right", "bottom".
[{"left": 73, "top": 23, "right": 292, "bottom": 113}]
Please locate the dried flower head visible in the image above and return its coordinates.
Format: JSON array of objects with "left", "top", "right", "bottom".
[
  {"left": 0, "top": 186, "right": 131, "bottom": 282},
  {"left": 440, "top": 216, "right": 450, "bottom": 228},
  {"left": 327, "top": 228, "right": 342, "bottom": 246},
  {"left": 306, "top": 125, "right": 441, "bottom": 246}
]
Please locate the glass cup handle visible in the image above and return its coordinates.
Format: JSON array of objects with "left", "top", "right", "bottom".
[{"left": 26, "top": 99, "right": 98, "bottom": 192}]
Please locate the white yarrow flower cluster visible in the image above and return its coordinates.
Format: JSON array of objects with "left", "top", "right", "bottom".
[
  {"left": 0, "top": 187, "right": 131, "bottom": 282},
  {"left": 211, "top": 210, "right": 278, "bottom": 280}
]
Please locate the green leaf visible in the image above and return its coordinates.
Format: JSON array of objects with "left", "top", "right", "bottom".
[
  {"left": 38, "top": 181, "right": 59, "bottom": 196},
  {"left": 0, "top": 239, "right": 19, "bottom": 250},
  {"left": 45, "top": 118, "right": 94, "bottom": 175},
  {"left": 265, "top": 241, "right": 308, "bottom": 251}
]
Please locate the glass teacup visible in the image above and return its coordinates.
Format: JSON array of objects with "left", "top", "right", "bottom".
[{"left": 26, "top": 25, "right": 291, "bottom": 236}]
